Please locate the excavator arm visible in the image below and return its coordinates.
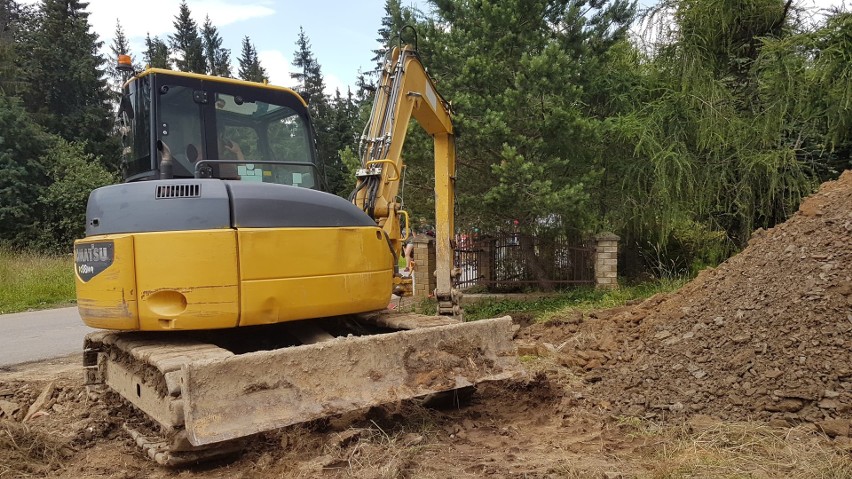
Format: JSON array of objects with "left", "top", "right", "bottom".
[{"left": 352, "top": 45, "right": 458, "bottom": 314}]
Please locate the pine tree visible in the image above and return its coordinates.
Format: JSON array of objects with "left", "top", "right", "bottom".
[
  {"left": 17, "top": 0, "right": 117, "bottom": 168},
  {"left": 0, "top": 93, "right": 52, "bottom": 246},
  {"left": 370, "top": 0, "right": 417, "bottom": 76},
  {"left": 107, "top": 20, "right": 134, "bottom": 98},
  {"left": 169, "top": 1, "right": 205, "bottom": 73},
  {"left": 144, "top": 33, "right": 170, "bottom": 69},
  {"left": 237, "top": 36, "right": 267, "bottom": 82},
  {"left": 290, "top": 28, "right": 351, "bottom": 194},
  {"left": 0, "top": 0, "right": 24, "bottom": 95},
  {"left": 291, "top": 27, "right": 326, "bottom": 105},
  {"left": 201, "top": 15, "right": 231, "bottom": 77}
]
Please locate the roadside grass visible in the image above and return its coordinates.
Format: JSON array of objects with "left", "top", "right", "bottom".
[
  {"left": 462, "top": 278, "right": 687, "bottom": 322},
  {"left": 0, "top": 248, "right": 75, "bottom": 314}
]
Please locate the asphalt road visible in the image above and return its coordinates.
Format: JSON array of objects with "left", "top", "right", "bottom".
[{"left": 0, "top": 307, "right": 92, "bottom": 367}]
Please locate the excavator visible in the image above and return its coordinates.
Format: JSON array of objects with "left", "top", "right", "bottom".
[{"left": 73, "top": 36, "right": 520, "bottom": 465}]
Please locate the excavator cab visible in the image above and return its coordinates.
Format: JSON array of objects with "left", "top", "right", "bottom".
[{"left": 118, "top": 70, "right": 319, "bottom": 188}]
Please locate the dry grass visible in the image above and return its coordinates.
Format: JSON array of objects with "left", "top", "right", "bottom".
[
  {"left": 0, "top": 249, "right": 75, "bottom": 314},
  {"left": 643, "top": 421, "right": 852, "bottom": 478},
  {"left": 0, "top": 420, "right": 69, "bottom": 478}
]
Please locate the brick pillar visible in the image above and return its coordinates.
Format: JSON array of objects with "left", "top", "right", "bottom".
[
  {"left": 413, "top": 236, "right": 437, "bottom": 300},
  {"left": 594, "top": 233, "right": 620, "bottom": 289}
]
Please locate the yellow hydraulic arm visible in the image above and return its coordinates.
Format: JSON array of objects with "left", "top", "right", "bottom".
[{"left": 352, "top": 43, "right": 458, "bottom": 315}]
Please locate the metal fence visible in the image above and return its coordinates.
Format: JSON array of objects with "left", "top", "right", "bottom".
[{"left": 454, "top": 232, "right": 595, "bottom": 291}]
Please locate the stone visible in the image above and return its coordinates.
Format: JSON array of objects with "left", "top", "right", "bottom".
[
  {"left": 23, "top": 381, "right": 55, "bottom": 422},
  {"left": 0, "top": 399, "right": 20, "bottom": 419},
  {"left": 817, "top": 419, "right": 849, "bottom": 438},
  {"left": 765, "top": 399, "right": 804, "bottom": 413}
]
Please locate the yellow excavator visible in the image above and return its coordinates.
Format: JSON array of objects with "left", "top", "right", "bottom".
[{"left": 74, "top": 38, "right": 520, "bottom": 465}]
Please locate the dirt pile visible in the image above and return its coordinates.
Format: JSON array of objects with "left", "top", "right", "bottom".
[{"left": 525, "top": 170, "right": 852, "bottom": 430}]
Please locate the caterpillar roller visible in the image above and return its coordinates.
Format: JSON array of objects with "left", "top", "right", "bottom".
[{"left": 74, "top": 40, "right": 520, "bottom": 465}]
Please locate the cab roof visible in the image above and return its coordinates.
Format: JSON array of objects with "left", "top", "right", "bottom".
[{"left": 126, "top": 68, "right": 308, "bottom": 108}]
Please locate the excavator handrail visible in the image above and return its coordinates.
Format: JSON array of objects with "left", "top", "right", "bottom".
[{"left": 365, "top": 159, "right": 401, "bottom": 182}]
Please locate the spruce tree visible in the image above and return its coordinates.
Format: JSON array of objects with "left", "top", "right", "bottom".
[
  {"left": 370, "top": 0, "right": 417, "bottom": 76},
  {"left": 170, "top": 1, "right": 205, "bottom": 73},
  {"left": 290, "top": 28, "right": 351, "bottom": 194},
  {"left": 201, "top": 15, "right": 231, "bottom": 77},
  {"left": 0, "top": 0, "right": 24, "bottom": 95},
  {"left": 291, "top": 27, "right": 326, "bottom": 106},
  {"left": 107, "top": 20, "right": 133, "bottom": 97},
  {"left": 237, "top": 36, "right": 267, "bottom": 82},
  {"left": 18, "top": 0, "right": 117, "bottom": 168},
  {"left": 144, "top": 33, "right": 170, "bottom": 69}
]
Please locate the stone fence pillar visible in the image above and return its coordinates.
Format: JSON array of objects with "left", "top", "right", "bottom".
[
  {"left": 476, "top": 236, "right": 494, "bottom": 287},
  {"left": 594, "top": 233, "right": 620, "bottom": 289},
  {"left": 412, "top": 236, "right": 437, "bottom": 300}
]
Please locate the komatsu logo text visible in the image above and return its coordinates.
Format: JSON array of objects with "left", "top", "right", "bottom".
[{"left": 75, "top": 241, "right": 114, "bottom": 282}]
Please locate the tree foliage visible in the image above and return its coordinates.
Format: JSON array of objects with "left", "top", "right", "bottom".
[
  {"left": 16, "top": 0, "right": 116, "bottom": 167},
  {"left": 144, "top": 33, "right": 170, "bottom": 69},
  {"left": 170, "top": 1, "right": 205, "bottom": 73},
  {"left": 201, "top": 15, "right": 231, "bottom": 77},
  {"left": 237, "top": 35, "right": 267, "bottom": 82}
]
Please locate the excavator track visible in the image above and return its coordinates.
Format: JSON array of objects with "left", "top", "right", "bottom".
[{"left": 84, "top": 313, "right": 521, "bottom": 466}]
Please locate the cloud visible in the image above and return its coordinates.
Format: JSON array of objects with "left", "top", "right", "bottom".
[
  {"left": 17, "top": 0, "right": 275, "bottom": 43},
  {"left": 256, "top": 49, "right": 295, "bottom": 88}
]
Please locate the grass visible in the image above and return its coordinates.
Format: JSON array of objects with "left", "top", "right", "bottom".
[
  {"left": 641, "top": 421, "right": 852, "bottom": 478},
  {"left": 0, "top": 248, "right": 76, "bottom": 314},
  {"left": 462, "top": 278, "right": 687, "bottom": 321}
]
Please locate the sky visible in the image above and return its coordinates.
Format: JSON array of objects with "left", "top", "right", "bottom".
[
  {"left": 19, "top": 0, "right": 430, "bottom": 94},
  {"left": 18, "top": 0, "right": 848, "bottom": 94}
]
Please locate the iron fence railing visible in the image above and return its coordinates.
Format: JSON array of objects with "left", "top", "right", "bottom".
[{"left": 453, "top": 232, "right": 595, "bottom": 291}]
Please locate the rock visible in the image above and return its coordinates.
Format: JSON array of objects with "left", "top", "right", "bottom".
[
  {"left": 0, "top": 399, "right": 20, "bottom": 419},
  {"left": 764, "top": 368, "right": 783, "bottom": 379},
  {"left": 654, "top": 330, "right": 672, "bottom": 340},
  {"left": 824, "top": 390, "right": 841, "bottom": 398},
  {"left": 765, "top": 399, "right": 804, "bottom": 413},
  {"left": 818, "top": 399, "right": 839, "bottom": 409},
  {"left": 817, "top": 419, "right": 849, "bottom": 438},
  {"left": 24, "top": 381, "right": 55, "bottom": 422}
]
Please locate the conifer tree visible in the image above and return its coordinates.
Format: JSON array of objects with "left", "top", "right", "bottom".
[
  {"left": 237, "top": 36, "right": 267, "bottom": 82},
  {"left": 107, "top": 20, "right": 134, "bottom": 97},
  {"left": 201, "top": 15, "right": 230, "bottom": 77},
  {"left": 143, "top": 33, "right": 170, "bottom": 69},
  {"left": 370, "top": 0, "right": 417, "bottom": 76},
  {"left": 291, "top": 27, "right": 326, "bottom": 106},
  {"left": 170, "top": 1, "right": 205, "bottom": 73},
  {"left": 0, "top": 0, "right": 24, "bottom": 94},
  {"left": 17, "top": 0, "right": 116, "bottom": 167}
]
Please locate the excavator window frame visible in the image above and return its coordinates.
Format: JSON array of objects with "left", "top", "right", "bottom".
[{"left": 121, "top": 72, "right": 320, "bottom": 186}]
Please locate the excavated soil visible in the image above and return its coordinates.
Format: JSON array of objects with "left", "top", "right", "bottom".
[
  {"left": 0, "top": 171, "right": 850, "bottom": 477},
  {"left": 521, "top": 170, "right": 852, "bottom": 433}
]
